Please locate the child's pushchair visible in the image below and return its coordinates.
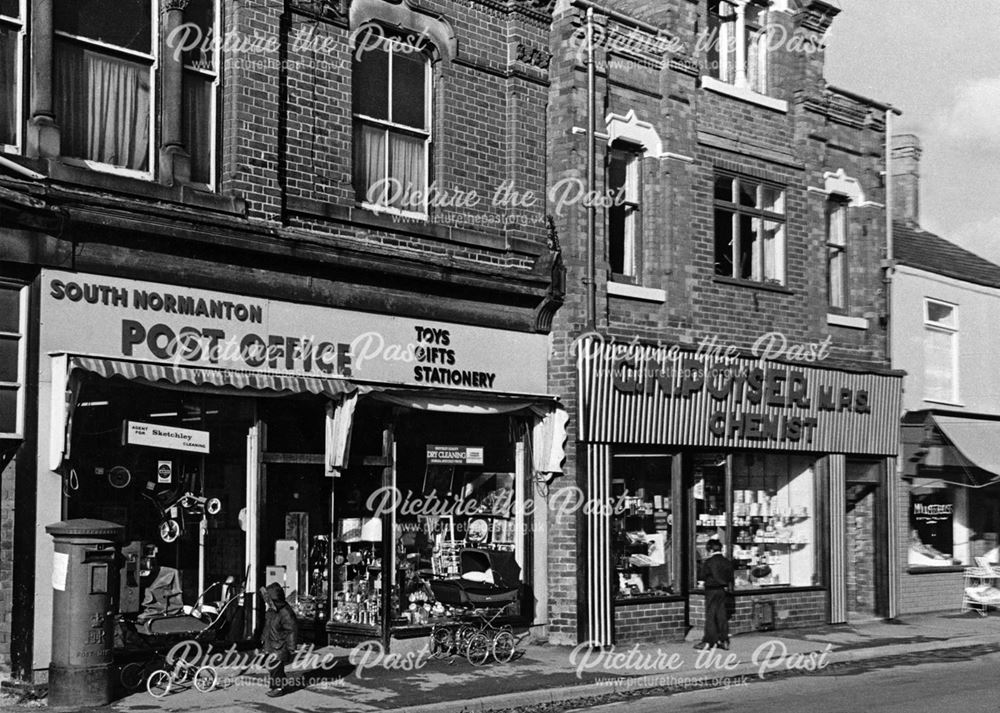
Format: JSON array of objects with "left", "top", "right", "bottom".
[{"left": 428, "top": 549, "right": 521, "bottom": 665}]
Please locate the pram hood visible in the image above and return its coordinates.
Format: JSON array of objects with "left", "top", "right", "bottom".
[{"left": 460, "top": 549, "right": 521, "bottom": 588}]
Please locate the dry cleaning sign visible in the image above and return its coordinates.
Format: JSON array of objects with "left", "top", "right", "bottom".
[
  {"left": 124, "top": 421, "right": 210, "bottom": 454},
  {"left": 427, "top": 445, "right": 484, "bottom": 465}
]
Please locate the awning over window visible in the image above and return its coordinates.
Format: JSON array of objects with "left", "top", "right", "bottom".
[
  {"left": 903, "top": 411, "right": 1000, "bottom": 488},
  {"left": 68, "top": 355, "right": 359, "bottom": 397}
]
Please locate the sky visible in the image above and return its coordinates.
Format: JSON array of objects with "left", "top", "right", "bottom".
[{"left": 823, "top": 1, "right": 1000, "bottom": 263}]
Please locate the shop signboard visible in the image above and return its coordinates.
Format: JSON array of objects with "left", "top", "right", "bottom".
[
  {"left": 39, "top": 269, "right": 548, "bottom": 395},
  {"left": 124, "top": 421, "right": 211, "bottom": 454},
  {"left": 578, "top": 335, "right": 903, "bottom": 455},
  {"left": 426, "top": 445, "right": 485, "bottom": 465}
]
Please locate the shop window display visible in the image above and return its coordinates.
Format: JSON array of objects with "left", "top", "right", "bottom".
[
  {"left": 693, "top": 453, "right": 816, "bottom": 590},
  {"left": 328, "top": 407, "right": 529, "bottom": 635},
  {"left": 611, "top": 455, "right": 676, "bottom": 600},
  {"left": 908, "top": 480, "right": 965, "bottom": 567}
]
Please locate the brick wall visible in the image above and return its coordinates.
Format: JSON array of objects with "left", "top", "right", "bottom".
[
  {"left": 690, "top": 590, "right": 828, "bottom": 634},
  {"left": 614, "top": 601, "right": 687, "bottom": 643},
  {"left": 0, "top": 454, "right": 13, "bottom": 670}
]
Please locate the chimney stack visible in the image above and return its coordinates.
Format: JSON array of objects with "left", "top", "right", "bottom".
[{"left": 892, "top": 134, "right": 921, "bottom": 227}]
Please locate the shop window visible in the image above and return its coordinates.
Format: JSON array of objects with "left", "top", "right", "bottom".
[
  {"left": 0, "top": 282, "right": 26, "bottom": 437},
  {"left": 607, "top": 145, "right": 642, "bottom": 282},
  {"left": 826, "top": 197, "right": 848, "bottom": 311},
  {"left": 611, "top": 455, "right": 676, "bottom": 601},
  {"left": 693, "top": 453, "right": 816, "bottom": 590},
  {"left": 713, "top": 173, "right": 786, "bottom": 285},
  {"left": 53, "top": 0, "right": 155, "bottom": 174},
  {"left": 0, "top": 0, "right": 24, "bottom": 150},
  {"left": 181, "top": 0, "right": 219, "bottom": 186},
  {"left": 908, "top": 479, "right": 965, "bottom": 567},
  {"left": 923, "top": 299, "right": 958, "bottom": 403},
  {"left": 707, "top": 0, "right": 768, "bottom": 94},
  {"left": 352, "top": 29, "right": 431, "bottom": 216}
]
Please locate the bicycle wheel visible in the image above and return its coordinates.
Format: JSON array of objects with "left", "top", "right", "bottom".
[
  {"left": 492, "top": 630, "right": 516, "bottom": 664},
  {"left": 465, "top": 632, "right": 490, "bottom": 666},
  {"left": 194, "top": 666, "right": 218, "bottom": 693},
  {"left": 119, "top": 661, "right": 148, "bottom": 691},
  {"left": 146, "top": 669, "right": 172, "bottom": 698},
  {"left": 430, "top": 626, "right": 454, "bottom": 659}
]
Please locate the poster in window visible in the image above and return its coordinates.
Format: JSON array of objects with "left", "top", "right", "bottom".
[{"left": 909, "top": 492, "right": 955, "bottom": 566}]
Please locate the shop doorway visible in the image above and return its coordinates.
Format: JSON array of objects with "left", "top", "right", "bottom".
[{"left": 845, "top": 460, "right": 888, "bottom": 621}]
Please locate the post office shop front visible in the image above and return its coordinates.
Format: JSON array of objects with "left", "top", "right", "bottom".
[
  {"left": 575, "top": 337, "right": 903, "bottom": 645},
  {"left": 33, "top": 268, "right": 566, "bottom": 673}
]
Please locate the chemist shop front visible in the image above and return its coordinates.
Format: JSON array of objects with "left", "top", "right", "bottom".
[
  {"left": 32, "top": 268, "right": 566, "bottom": 672},
  {"left": 575, "top": 337, "right": 903, "bottom": 645}
]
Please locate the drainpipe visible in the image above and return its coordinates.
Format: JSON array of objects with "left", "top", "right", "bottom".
[{"left": 585, "top": 6, "right": 597, "bottom": 330}]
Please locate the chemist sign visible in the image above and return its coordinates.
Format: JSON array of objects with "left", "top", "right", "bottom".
[{"left": 39, "top": 269, "right": 548, "bottom": 395}]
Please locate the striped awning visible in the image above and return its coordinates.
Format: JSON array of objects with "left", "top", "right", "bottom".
[{"left": 67, "top": 355, "right": 359, "bottom": 397}]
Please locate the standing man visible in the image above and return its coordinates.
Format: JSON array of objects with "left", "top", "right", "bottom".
[
  {"left": 261, "top": 583, "right": 299, "bottom": 697},
  {"left": 695, "top": 538, "right": 734, "bottom": 650}
]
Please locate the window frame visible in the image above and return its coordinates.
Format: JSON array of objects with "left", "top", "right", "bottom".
[
  {"left": 0, "top": 281, "right": 28, "bottom": 439},
  {"left": 922, "top": 298, "right": 959, "bottom": 404},
  {"left": 352, "top": 33, "right": 433, "bottom": 219},
  {"left": 825, "top": 196, "right": 849, "bottom": 312},
  {"left": 52, "top": 0, "right": 158, "bottom": 180},
  {"left": 707, "top": 0, "right": 769, "bottom": 95},
  {"left": 713, "top": 172, "right": 787, "bottom": 286},
  {"left": 181, "top": 0, "right": 220, "bottom": 189},
  {"left": 0, "top": 0, "right": 26, "bottom": 153},
  {"left": 607, "top": 143, "right": 643, "bottom": 284}
]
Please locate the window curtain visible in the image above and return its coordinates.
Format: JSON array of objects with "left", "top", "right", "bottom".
[
  {"left": 325, "top": 393, "right": 358, "bottom": 474},
  {"left": 389, "top": 132, "right": 424, "bottom": 210},
  {"left": 353, "top": 123, "right": 386, "bottom": 204},
  {"left": 54, "top": 40, "right": 151, "bottom": 171},
  {"left": 0, "top": 27, "right": 15, "bottom": 145},
  {"left": 182, "top": 70, "right": 213, "bottom": 184}
]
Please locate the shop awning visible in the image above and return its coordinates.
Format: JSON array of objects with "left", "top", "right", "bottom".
[
  {"left": 933, "top": 415, "right": 1000, "bottom": 486},
  {"left": 49, "top": 354, "right": 362, "bottom": 472},
  {"left": 67, "top": 355, "right": 359, "bottom": 397}
]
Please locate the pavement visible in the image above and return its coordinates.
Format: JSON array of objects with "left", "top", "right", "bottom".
[{"left": 8, "top": 610, "right": 1000, "bottom": 712}]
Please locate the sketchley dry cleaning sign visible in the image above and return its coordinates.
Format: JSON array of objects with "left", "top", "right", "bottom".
[{"left": 578, "top": 336, "right": 901, "bottom": 456}]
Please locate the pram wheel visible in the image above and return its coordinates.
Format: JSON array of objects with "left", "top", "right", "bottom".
[
  {"left": 146, "top": 669, "right": 172, "bottom": 698},
  {"left": 465, "top": 632, "right": 491, "bottom": 666},
  {"left": 194, "top": 665, "right": 218, "bottom": 692},
  {"left": 430, "top": 626, "right": 453, "bottom": 659},
  {"left": 120, "top": 661, "right": 148, "bottom": 691},
  {"left": 492, "top": 630, "right": 515, "bottom": 663}
]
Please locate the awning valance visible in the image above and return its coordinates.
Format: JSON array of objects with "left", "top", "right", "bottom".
[
  {"left": 67, "top": 355, "right": 358, "bottom": 397},
  {"left": 903, "top": 412, "right": 1000, "bottom": 488}
]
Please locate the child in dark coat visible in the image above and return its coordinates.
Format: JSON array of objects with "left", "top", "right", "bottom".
[
  {"left": 261, "top": 583, "right": 298, "bottom": 697},
  {"left": 695, "top": 538, "right": 734, "bottom": 650}
]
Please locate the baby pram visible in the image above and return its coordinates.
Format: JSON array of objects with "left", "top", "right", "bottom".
[{"left": 428, "top": 549, "right": 521, "bottom": 665}]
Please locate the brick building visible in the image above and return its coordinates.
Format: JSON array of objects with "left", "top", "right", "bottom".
[
  {"left": 0, "top": 0, "right": 565, "bottom": 683},
  {"left": 544, "top": 0, "right": 903, "bottom": 646},
  {"left": 890, "top": 134, "right": 1000, "bottom": 616}
]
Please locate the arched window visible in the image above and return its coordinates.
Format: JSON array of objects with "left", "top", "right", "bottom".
[{"left": 352, "top": 27, "right": 432, "bottom": 216}]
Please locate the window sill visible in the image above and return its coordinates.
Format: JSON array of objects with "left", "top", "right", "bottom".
[
  {"left": 827, "top": 313, "right": 869, "bottom": 330},
  {"left": 700, "top": 76, "right": 789, "bottom": 113},
  {"left": 923, "top": 398, "right": 965, "bottom": 408},
  {"left": 692, "top": 585, "right": 825, "bottom": 595},
  {"left": 614, "top": 594, "right": 685, "bottom": 607},
  {"left": 712, "top": 276, "right": 793, "bottom": 295},
  {"left": 607, "top": 281, "right": 666, "bottom": 303},
  {"left": 907, "top": 566, "right": 966, "bottom": 575}
]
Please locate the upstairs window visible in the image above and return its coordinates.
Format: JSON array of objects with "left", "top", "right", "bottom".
[
  {"left": 923, "top": 299, "right": 958, "bottom": 403},
  {"left": 181, "top": 0, "right": 219, "bottom": 185},
  {"left": 0, "top": 0, "right": 24, "bottom": 150},
  {"left": 713, "top": 173, "right": 785, "bottom": 285},
  {"left": 352, "top": 30, "right": 432, "bottom": 216},
  {"left": 826, "top": 197, "right": 848, "bottom": 310},
  {"left": 53, "top": 0, "right": 155, "bottom": 175},
  {"left": 0, "top": 282, "right": 26, "bottom": 438},
  {"left": 607, "top": 145, "right": 642, "bottom": 282},
  {"left": 707, "top": 0, "right": 768, "bottom": 94}
]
